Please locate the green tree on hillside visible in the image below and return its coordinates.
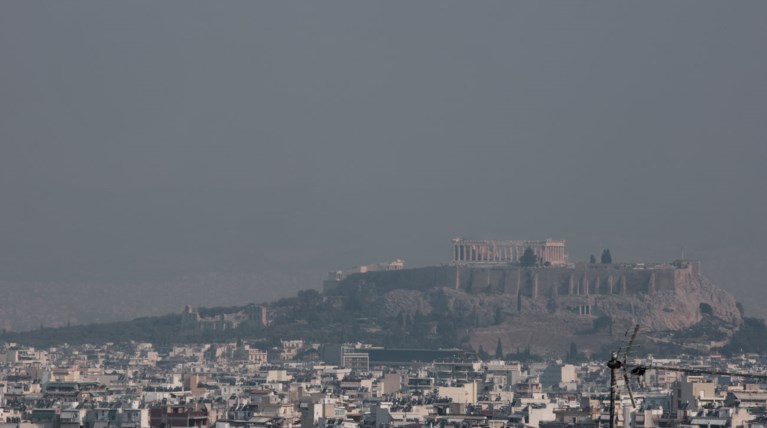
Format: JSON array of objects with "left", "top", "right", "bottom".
[
  {"left": 478, "top": 345, "right": 489, "bottom": 360},
  {"left": 495, "top": 338, "right": 504, "bottom": 359},
  {"left": 520, "top": 247, "right": 538, "bottom": 267},
  {"left": 566, "top": 341, "right": 578, "bottom": 362},
  {"left": 601, "top": 249, "right": 612, "bottom": 264}
]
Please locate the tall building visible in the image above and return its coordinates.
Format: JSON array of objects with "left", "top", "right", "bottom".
[{"left": 322, "top": 344, "right": 370, "bottom": 371}]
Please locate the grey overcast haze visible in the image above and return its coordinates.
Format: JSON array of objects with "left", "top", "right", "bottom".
[{"left": 1, "top": 2, "right": 766, "bottom": 330}]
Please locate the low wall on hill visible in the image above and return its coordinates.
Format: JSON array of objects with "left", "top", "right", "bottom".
[{"left": 332, "top": 262, "right": 699, "bottom": 299}]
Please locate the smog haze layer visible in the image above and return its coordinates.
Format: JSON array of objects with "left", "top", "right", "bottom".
[{"left": 1, "top": 1, "right": 766, "bottom": 330}]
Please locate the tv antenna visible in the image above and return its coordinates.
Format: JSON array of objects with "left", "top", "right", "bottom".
[
  {"left": 607, "top": 324, "right": 767, "bottom": 428},
  {"left": 606, "top": 325, "right": 639, "bottom": 428}
]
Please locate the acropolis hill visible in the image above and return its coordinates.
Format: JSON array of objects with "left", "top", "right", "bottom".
[
  {"left": 3, "top": 239, "right": 743, "bottom": 356},
  {"left": 326, "top": 239, "right": 742, "bottom": 356}
]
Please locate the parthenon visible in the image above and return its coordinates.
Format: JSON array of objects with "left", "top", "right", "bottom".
[{"left": 451, "top": 238, "right": 566, "bottom": 266}]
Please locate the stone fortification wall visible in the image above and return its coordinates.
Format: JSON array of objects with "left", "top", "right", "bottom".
[
  {"left": 330, "top": 260, "right": 740, "bottom": 354},
  {"left": 336, "top": 263, "right": 684, "bottom": 298},
  {"left": 332, "top": 260, "right": 740, "bottom": 328},
  {"left": 457, "top": 264, "right": 678, "bottom": 297}
]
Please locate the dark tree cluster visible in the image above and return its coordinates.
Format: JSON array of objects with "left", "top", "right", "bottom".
[
  {"left": 590, "top": 249, "right": 612, "bottom": 264},
  {"left": 718, "top": 318, "right": 767, "bottom": 355},
  {"left": 520, "top": 247, "right": 538, "bottom": 267}
]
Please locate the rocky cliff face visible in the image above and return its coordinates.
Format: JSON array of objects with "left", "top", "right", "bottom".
[
  {"left": 338, "top": 262, "right": 742, "bottom": 357},
  {"left": 592, "top": 272, "right": 741, "bottom": 331}
]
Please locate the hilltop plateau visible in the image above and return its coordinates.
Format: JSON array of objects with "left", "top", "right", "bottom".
[{"left": 324, "top": 260, "right": 741, "bottom": 356}]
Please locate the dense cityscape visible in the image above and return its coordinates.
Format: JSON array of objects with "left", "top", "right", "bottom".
[
  {"left": 3, "top": 2, "right": 767, "bottom": 428},
  {"left": 1, "top": 238, "right": 766, "bottom": 428},
  {"left": 3, "top": 338, "right": 767, "bottom": 428}
]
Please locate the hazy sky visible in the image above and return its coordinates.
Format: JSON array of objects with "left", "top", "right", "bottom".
[{"left": 2, "top": 2, "right": 766, "bottom": 324}]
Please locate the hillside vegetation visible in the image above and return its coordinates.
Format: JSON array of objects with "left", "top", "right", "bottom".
[{"left": 3, "top": 264, "right": 758, "bottom": 358}]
